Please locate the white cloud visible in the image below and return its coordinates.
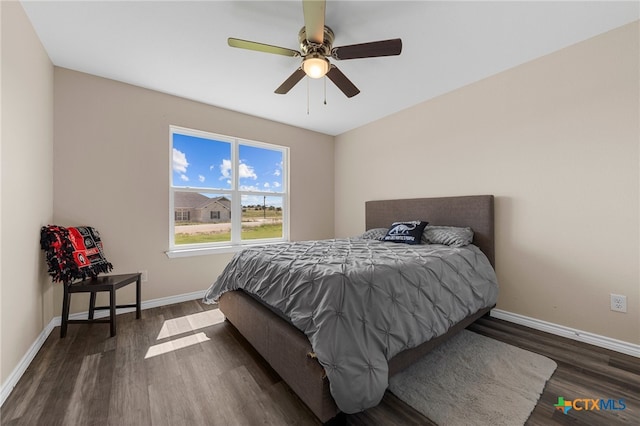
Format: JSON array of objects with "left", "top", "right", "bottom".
[
  {"left": 263, "top": 182, "right": 270, "bottom": 188},
  {"left": 180, "top": 174, "right": 189, "bottom": 182},
  {"left": 274, "top": 169, "right": 281, "bottom": 177},
  {"left": 209, "top": 164, "right": 215, "bottom": 171},
  {"left": 242, "top": 195, "right": 262, "bottom": 206},
  {"left": 173, "top": 148, "right": 189, "bottom": 173},
  {"left": 220, "top": 159, "right": 231, "bottom": 179},
  {"left": 239, "top": 185, "right": 260, "bottom": 191},
  {"left": 239, "top": 162, "right": 257, "bottom": 180},
  {"left": 272, "top": 182, "right": 281, "bottom": 188},
  {"left": 220, "top": 159, "right": 257, "bottom": 181},
  {"left": 198, "top": 175, "right": 205, "bottom": 182}
]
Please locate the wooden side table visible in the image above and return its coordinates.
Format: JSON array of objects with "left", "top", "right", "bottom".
[{"left": 60, "top": 273, "right": 142, "bottom": 338}]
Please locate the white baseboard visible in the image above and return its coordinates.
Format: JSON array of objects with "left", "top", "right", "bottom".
[
  {"left": 491, "top": 309, "right": 640, "bottom": 358},
  {"left": 61, "top": 289, "right": 207, "bottom": 322},
  {"left": 0, "top": 318, "right": 57, "bottom": 407},
  {"left": 0, "top": 289, "right": 207, "bottom": 407}
]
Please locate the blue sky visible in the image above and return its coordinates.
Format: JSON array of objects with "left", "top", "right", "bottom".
[{"left": 172, "top": 133, "right": 284, "bottom": 199}]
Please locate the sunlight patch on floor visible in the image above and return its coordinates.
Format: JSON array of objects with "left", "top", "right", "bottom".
[
  {"left": 156, "top": 308, "right": 225, "bottom": 340},
  {"left": 145, "top": 332, "right": 210, "bottom": 359},
  {"left": 144, "top": 308, "right": 225, "bottom": 359}
]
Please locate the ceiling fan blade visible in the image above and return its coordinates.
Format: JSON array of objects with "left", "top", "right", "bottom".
[
  {"left": 275, "top": 68, "right": 306, "bottom": 94},
  {"left": 228, "top": 38, "right": 300, "bottom": 57},
  {"left": 326, "top": 65, "right": 360, "bottom": 98},
  {"left": 332, "top": 38, "right": 402, "bottom": 60},
  {"left": 303, "top": 0, "right": 326, "bottom": 44}
]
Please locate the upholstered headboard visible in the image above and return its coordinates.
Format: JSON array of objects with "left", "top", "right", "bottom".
[{"left": 365, "top": 195, "right": 495, "bottom": 267}]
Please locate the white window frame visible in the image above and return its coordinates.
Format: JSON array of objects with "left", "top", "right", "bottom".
[{"left": 166, "top": 126, "right": 289, "bottom": 258}]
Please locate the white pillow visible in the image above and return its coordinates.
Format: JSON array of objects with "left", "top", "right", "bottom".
[
  {"left": 358, "top": 228, "right": 388, "bottom": 240},
  {"left": 422, "top": 226, "right": 474, "bottom": 247}
]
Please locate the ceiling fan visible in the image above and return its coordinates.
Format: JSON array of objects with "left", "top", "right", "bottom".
[{"left": 228, "top": 0, "right": 402, "bottom": 98}]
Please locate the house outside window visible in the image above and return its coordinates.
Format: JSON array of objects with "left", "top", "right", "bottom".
[{"left": 169, "top": 126, "right": 288, "bottom": 255}]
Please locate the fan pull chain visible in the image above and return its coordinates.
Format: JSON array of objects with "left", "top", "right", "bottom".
[{"left": 324, "top": 76, "right": 327, "bottom": 105}]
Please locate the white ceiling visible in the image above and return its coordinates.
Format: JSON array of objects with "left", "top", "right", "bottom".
[{"left": 21, "top": 1, "right": 639, "bottom": 136}]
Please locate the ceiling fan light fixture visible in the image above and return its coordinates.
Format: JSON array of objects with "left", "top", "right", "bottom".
[{"left": 302, "top": 55, "right": 329, "bottom": 78}]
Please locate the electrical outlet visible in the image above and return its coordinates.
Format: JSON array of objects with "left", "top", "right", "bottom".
[
  {"left": 610, "top": 294, "right": 627, "bottom": 313},
  {"left": 140, "top": 270, "right": 148, "bottom": 283}
]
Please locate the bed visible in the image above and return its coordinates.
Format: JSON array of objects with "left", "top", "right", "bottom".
[{"left": 204, "top": 195, "right": 498, "bottom": 422}]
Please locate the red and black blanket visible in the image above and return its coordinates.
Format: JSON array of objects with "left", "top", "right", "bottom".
[{"left": 40, "top": 225, "right": 113, "bottom": 283}]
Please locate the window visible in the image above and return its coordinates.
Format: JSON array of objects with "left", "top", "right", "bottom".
[
  {"left": 169, "top": 126, "right": 288, "bottom": 255},
  {"left": 175, "top": 210, "right": 190, "bottom": 222}
]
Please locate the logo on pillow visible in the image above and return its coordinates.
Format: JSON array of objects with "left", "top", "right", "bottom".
[{"left": 381, "top": 220, "right": 428, "bottom": 244}]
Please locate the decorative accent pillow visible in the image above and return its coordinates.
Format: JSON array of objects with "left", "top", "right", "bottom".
[
  {"left": 40, "top": 225, "right": 113, "bottom": 283},
  {"left": 358, "top": 228, "right": 389, "bottom": 240},
  {"left": 380, "top": 221, "right": 428, "bottom": 245},
  {"left": 422, "top": 225, "right": 474, "bottom": 247}
]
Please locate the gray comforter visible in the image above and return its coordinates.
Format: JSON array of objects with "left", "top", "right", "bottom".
[{"left": 204, "top": 238, "right": 498, "bottom": 414}]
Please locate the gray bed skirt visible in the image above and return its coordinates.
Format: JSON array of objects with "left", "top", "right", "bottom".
[{"left": 219, "top": 290, "right": 493, "bottom": 422}]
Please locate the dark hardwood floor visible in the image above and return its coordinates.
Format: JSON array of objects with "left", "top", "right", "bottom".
[{"left": 2, "top": 300, "right": 638, "bottom": 425}]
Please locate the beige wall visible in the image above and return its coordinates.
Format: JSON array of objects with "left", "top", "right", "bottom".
[
  {"left": 1, "top": 1, "right": 54, "bottom": 385},
  {"left": 53, "top": 68, "right": 335, "bottom": 315},
  {"left": 335, "top": 22, "right": 640, "bottom": 344}
]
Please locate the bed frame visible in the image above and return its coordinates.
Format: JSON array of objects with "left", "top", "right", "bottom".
[{"left": 219, "top": 195, "right": 495, "bottom": 422}]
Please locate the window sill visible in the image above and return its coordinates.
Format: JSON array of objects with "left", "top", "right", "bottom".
[{"left": 165, "top": 240, "right": 287, "bottom": 258}]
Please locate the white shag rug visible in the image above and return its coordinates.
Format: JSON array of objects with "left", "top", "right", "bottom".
[{"left": 388, "top": 330, "right": 557, "bottom": 426}]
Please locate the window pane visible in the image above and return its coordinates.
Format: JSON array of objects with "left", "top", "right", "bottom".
[
  {"left": 170, "top": 126, "right": 288, "bottom": 251},
  {"left": 172, "top": 133, "right": 232, "bottom": 190},
  {"left": 241, "top": 195, "right": 283, "bottom": 240},
  {"left": 238, "top": 144, "right": 284, "bottom": 193},
  {"left": 174, "top": 191, "right": 232, "bottom": 245}
]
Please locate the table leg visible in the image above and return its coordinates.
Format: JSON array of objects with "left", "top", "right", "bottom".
[
  {"left": 61, "top": 283, "right": 71, "bottom": 338},
  {"left": 136, "top": 275, "right": 142, "bottom": 319},
  {"left": 89, "top": 291, "right": 97, "bottom": 319},
  {"left": 109, "top": 288, "right": 116, "bottom": 337}
]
